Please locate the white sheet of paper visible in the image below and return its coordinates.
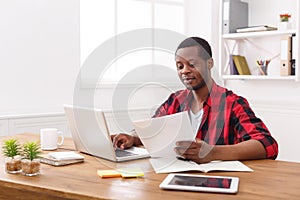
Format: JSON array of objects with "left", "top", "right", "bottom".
[
  {"left": 48, "top": 151, "right": 84, "bottom": 160},
  {"left": 149, "top": 158, "right": 253, "bottom": 174},
  {"left": 133, "top": 111, "right": 195, "bottom": 158}
]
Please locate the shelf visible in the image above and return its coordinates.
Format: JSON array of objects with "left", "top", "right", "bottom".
[
  {"left": 222, "top": 75, "right": 297, "bottom": 81},
  {"left": 219, "top": 0, "right": 299, "bottom": 82},
  {"left": 223, "top": 29, "right": 296, "bottom": 39}
]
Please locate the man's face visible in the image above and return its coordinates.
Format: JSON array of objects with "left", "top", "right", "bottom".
[{"left": 175, "top": 46, "right": 212, "bottom": 90}]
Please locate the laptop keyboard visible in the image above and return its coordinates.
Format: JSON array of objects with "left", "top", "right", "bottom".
[{"left": 115, "top": 149, "right": 136, "bottom": 157}]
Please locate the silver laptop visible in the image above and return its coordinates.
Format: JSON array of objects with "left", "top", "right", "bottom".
[{"left": 63, "top": 105, "right": 149, "bottom": 162}]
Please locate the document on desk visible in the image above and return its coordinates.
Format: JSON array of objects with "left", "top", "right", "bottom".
[
  {"left": 149, "top": 158, "right": 253, "bottom": 174},
  {"left": 133, "top": 111, "right": 195, "bottom": 158}
]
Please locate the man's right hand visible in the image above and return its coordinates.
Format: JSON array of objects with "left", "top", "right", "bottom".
[{"left": 111, "top": 134, "right": 135, "bottom": 150}]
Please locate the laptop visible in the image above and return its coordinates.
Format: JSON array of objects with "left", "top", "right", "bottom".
[{"left": 63, "top": 105, "right": 149, "bottom": 162}]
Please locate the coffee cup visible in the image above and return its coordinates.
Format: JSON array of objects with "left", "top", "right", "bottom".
[{"left": 40, "top": 128, "right": 64, "bottom": 150}]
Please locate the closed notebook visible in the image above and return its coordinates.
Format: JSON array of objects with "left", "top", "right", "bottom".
[
  {"left": 236, "top": 25, "right": 277, "bottom": 33},
  {"left": 40, "top": 154, "right": 84, "bottom": 166},
  {"left": 40, "top": 151, "right": 84, "bottom": 166},
  {"left": 232, "top": 55, "right": 251, "bottom": 75}
]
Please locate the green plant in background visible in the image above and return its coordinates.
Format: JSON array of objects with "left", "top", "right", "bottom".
[
  {"left": 22, "top": 141, "right": 41, "bottom": 161},
  {"left": 2, "top": 139, "right": 21, "bottom": 158}
]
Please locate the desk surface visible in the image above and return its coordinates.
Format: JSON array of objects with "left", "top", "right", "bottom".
[{"left": 0, "top": 133, "right": 299, "bottom": 200}]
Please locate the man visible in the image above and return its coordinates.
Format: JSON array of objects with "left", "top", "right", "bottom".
[{"left": 112, "top": 37, "right": 278, "bottom": 164}]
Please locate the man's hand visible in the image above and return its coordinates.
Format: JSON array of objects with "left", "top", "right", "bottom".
[
  {"left": 111, "top": 134, "right": 135, "bottom": 150},
  {"left": 174, "top": 139, "right": 215, "bottom": 164}
]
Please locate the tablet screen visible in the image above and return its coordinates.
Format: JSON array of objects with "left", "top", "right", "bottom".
[{"left": 169, "top": 175, "right": 232, "bottom": 188}]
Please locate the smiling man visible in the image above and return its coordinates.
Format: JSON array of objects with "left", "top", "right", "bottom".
[{"left": 112, "top": 37, "right": 278, "bottom": 164}]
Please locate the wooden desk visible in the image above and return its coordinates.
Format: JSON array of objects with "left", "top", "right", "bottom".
[{"left": 0, "top": 133, "right": 299, "bottom": 200}]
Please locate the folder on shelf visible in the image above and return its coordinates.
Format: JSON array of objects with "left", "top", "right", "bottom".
[
  {"left": 229, "top": 54, "right": 239, "bottom": 75},
  {"left": 232, "top": 55, "right": 251, "bottom": 75},
  {"left": 223, "top": 0, "right": 248, "bottom": 34},
  {"left": 280, "top": 35, "right": 292, "bottom": 76},
  {"left": 291, "top": 34, "right": 296, "bottom": 75}
]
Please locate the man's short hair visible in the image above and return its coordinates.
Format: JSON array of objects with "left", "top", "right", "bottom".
[{"left": 176, "top": 37, "right": 212, "bottom": 60}]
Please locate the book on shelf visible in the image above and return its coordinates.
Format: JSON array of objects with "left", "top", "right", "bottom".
[
  {"left": 232, "top": 55, "right": 251, "bottom": 75},
  {"left": 229, "top": 54, "right": 239, "bottom": 75},
  {"left": 291, "top": 34, "right": 296, "bottom": 75},
  {"left": 236, "top": 25, "right": 277, "bottom": 33}
]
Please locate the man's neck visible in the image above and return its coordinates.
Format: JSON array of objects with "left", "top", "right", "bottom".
[{"left": 191, "top": 79, "right": 213, "bottom": 111}]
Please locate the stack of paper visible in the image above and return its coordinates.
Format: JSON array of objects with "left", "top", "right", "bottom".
[
  {"left": 40, "top": 151, "right": 84, "bottom": 166},
  {"left": 236, "top": 25, "right": 277, "bottom": 33}
]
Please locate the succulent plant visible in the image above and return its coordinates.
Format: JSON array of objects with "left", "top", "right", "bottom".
[
  {"left": 2, "top": 139, "right": 21, "bottom": 158},
  {"left": 22, "top": 141, "right": 41, "bottom": 161}
]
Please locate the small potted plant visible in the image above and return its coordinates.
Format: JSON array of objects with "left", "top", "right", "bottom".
[
  {"left": 21, "top": 141, "right": 41, "bottom": 176},
  {"left": 278, "top": 13, "right": 292, "bottom": 30},
  {"left": 2, "top": 138, "right": 22, "bottom": 174}
]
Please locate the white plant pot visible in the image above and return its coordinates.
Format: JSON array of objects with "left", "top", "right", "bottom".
[{"left": 278, "top": 21, "right": 291, "bottom": 31}]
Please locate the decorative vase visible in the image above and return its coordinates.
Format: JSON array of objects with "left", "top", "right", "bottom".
[
  {"left": 21, "top": 159, "right": 40, "bottom": 176},
  {"left": 5, "top": 156, "right": 22, "bottom": 174},
  {"left": 278, "top": 21, "right": 291, "bottom": 31}
]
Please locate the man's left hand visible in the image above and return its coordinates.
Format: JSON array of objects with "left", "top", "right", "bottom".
[{"left": 174, "top": 139, "right": 215, "bottom": 164}]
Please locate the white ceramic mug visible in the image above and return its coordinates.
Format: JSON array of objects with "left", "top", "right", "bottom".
[{"left": 40, "top": 128, "right": 64, "bottom": 150}]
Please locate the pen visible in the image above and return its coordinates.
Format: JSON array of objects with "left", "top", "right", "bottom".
[
  {"left": 176, "top": 156, "right": 197, "bottom": 165},
  {"left": 256, "top": 60, "right": 266, "bottom": 75},
  {"left": 176, "top": 156, "right": 191, "bottom": 161}
]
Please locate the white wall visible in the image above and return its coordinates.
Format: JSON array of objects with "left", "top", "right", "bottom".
[
  {"left": 0, "top": 0, "right": 80, "bottom": 116},
  {"left": 224, "top": 81, "right": 300, "bottom": 162},
  {"left": 185, "top": 0, "right": 223, "bottom": 86}
]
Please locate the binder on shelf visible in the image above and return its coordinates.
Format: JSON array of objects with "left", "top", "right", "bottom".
[
  {"left": 280, "top": 35, "right": 292, "bottom": 76},
  {"left": 223, "top": 0, "right": 248, "bottom": 34},
  {"left": 232, "top": 55, "right": 251, "bottom": 75},
  {"left": 229, "top": 54, "right": 239, "bottom": 75},
  {"left": 291, "top": 34, "right": 296, "bottom": 75}
]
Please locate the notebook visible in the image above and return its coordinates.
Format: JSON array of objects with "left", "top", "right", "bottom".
[
  {"left": 40, "top": 151, "right": 84, "bottom": 166},
  {"left": 63, "top": 105, "right": 149, "bottom": 162}
]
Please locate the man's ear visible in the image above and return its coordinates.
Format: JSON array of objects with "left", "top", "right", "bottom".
[{"left": 207, "top": 58, "right": 214, "bottom": 70}]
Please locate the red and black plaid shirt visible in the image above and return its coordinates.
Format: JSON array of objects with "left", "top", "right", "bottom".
[{"left": 153, "top": 81, "right": 278, "bottom": 159}]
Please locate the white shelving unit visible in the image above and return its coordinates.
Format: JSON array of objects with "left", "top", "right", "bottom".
[{"left": 219, "top": 0, "right": 300, "bottom": 81}]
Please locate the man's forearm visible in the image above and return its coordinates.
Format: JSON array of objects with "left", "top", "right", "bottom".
[{"left": 211, "top": 140, "right": 267, "bottom": 161}]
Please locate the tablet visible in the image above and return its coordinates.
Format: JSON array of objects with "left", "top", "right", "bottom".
[{"left": 159, "top": 173, "right": 239, "bottom": 194}]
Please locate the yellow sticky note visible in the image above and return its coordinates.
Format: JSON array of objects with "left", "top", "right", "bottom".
[
  {"left": 117, "top": 168, "right": 144, "bottom": 178},
  {"left": 97, "top": 170, "right": 121, "bottom": 178}
]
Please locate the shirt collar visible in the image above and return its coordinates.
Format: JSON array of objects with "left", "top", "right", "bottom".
[{"left": 183, "top": 80, "right": 218, "bottom": 110}]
